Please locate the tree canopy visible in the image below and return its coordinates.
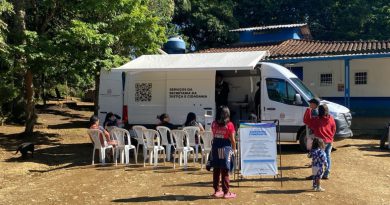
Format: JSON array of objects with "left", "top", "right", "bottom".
[
  {"left": 172, "top": 0, "right": 238, "bottom": 50},
  {"left": 234, "top": 0, "right": 390, "bottom": 41},
  {"left": 0, "top": 0, "right": 172, "bottom": 133}
]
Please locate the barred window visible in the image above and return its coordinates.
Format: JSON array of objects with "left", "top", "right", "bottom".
[
  {"left": 320, "top": 73, "right": 333, "bottom": 86},
  {"left": 355, "top": 72, "right": 367, "bottom": 85}
]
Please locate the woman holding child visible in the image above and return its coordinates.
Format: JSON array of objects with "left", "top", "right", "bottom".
[{"left": 304, "top": 102, "right": 336, "bottom": 180}]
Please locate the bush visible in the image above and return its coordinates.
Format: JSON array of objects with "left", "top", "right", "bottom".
[{"left": 0, "top": 83, "right": 18, "bottom": 125}]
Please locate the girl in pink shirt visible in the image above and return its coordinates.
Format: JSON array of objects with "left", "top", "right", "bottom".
[{"left": 210, "top": 106, "right": 236, "bottom": 199}]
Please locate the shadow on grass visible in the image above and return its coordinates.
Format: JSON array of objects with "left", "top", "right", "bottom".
[
  {"left": 279, "top": 165, "right": 308, "bottom": 171},
  {"left": 234, "top": 177, "right": 306, "bottom": 183},
  {"left": 163, "top": 176, "right": 306, "bottom": 189},
  {"left": 112, "top": 194, "right": 211, "bottom": 203},
  {"left": 37, "top": 107, "right": 87, "bottom": 119},
  {"left": 163, "top": 181, "right": 211, "bottom": 188},
  {"left": 349, "top": 135, "right": 382, "bottom": 140},
  {"left": 0, "top": 105, "right": 97, "bottom": 172},
  {"left": 124, "top": 165, "right": 173, "bottom": 172},
  {"left": 186, "top": 171, "right": 212, "bottom": 175},
  {"left": 365, "top": 153, "right": 390, "bottom": 157},
  {"left": 338, "top": 142, "right": 390, "bottom": 156},
  {"left": 255, "top": 189, "right": 307, "bottom": 194},
  {"left": 154, "top": 167, "right": 201, "bottom": 173},
  {"left": 47, "top": 120, "right": 89, "bottom": 129},
  {"left": 278, "top": 144, "right": 304, "bottom": 155},
  {"left": 5, "top": 143, "right": 93, "bottom": 171},
  {"left": 0, "top": 131, "right": 62, "bottom": 151},
  {"left": 336, "top": 141, "right": 390, "bottom": 157}
]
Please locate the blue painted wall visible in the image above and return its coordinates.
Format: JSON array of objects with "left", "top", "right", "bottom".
[
  {"left": 239, "top": 28, "right": 302, "bottom": 43},
  {"left": 289, "top": 67, "right": 303, "bottom": 80},
  {"left": 322, "top": 97, "right": 390, "bottom": 117}
]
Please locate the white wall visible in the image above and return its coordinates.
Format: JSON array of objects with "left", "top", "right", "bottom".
[
  {"left": 166, "top": 71, "right": 215, "bottom": 125},
  {"left": 126, "top": 71, "right": 215, "bottom": 125},
  {"left": 350, "top": 58, "right": 390, "bottom": 97},
  {"left": 293, "top": 60, "right": 344, "bottom": 97},
  {"left": 291, "top": 57, "right": 390, "bottom": 97},
  {"left": 127, "top": 72, "right": 167, "bottom": 124}
]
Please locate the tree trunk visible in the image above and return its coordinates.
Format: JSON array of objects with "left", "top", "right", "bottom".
[
  {"left": 24, "top": 69, "right": 36, "bottom": 134},
  {"left": 94, "top": 73, "right": 100, "bottom": 115},
  {"left": 12, "top": 0, "right": 36, "bottom": 134}
]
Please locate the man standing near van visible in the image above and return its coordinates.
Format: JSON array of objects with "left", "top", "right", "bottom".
[
  {"left": 254, "top": 81, "right": 261, "bottom": 117},
  {"left": 215, "top": 73, "right": 229, "bottom": 108},
  {"left": 305, "top": 98, "right": 320, "bottom": 151}
]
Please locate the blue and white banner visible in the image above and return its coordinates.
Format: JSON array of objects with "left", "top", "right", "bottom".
[{"left": 240, "top": 123, "right": 277, "bottom": 176}]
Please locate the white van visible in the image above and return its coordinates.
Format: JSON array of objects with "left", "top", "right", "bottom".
[{"left": 98, "top": 52, "right": 352, "bottom": 150}]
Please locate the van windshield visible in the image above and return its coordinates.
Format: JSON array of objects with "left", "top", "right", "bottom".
[{"left": 290, "top": 78, "right": 316, "bottom": 100}]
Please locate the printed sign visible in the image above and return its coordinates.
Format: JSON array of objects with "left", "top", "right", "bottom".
[
  {"left": 240, "top": 123, "right": 278, "bottom": 176},
  {"left": 168, "top": 87, "right": 208, "bottom": 99}
]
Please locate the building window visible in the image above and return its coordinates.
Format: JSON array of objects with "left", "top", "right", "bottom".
[
  {"left": 320, "top": 73, "right": 332, "bottom": 86},
  {"left": 355, "top": 72, "right": 367, "bottom": 85}
]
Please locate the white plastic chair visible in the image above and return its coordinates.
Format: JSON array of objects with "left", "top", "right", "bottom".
[
  {"left": 183, "top": 126, "right": 201, "bottom": 161},
  {"left": 143, "top": 129, "right": 166, "bottom": 167},
  {"left": 110, "top": 128, "right": 137, "bottom": 164},
  {"left": 105, "top": 126, "right": 116, "bottom": 133},
  {"left": 171, "top": 130, "right": 195, "bottom": 169},
  {"left": 200, "top": 131, "right": 213, "bottom": 169},
  {"left": 156, "top": 126, "right": 174, "bottom": 161},
  {"left": 132, "top": 125, "right": 147, "bottom": 163},
  {"left": 87, "top": 129, "right": 115, "bottom": 165}
]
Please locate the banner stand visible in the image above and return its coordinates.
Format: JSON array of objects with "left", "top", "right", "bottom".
[{"left": 233, "top": 120, "right": 283, "bottom": 187}]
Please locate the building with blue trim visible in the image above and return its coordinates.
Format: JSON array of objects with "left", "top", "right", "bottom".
[{"left": 200, "top": 24, "right": 390, "bottom": 117}]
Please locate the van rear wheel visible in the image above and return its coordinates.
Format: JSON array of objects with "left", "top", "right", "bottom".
[{"left": 298, "top": 130, "right": 308, "bottom": 152}]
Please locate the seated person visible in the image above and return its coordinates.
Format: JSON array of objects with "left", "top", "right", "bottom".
[
  {"left": 184, "top": 112, "right": 205, "bottom": 144},
  {"left": 156, "top": 113, "right": 177, "bottom": 149},
  {"left": 157, "top": 113, "right": 176, "bottom": 130},
  {"left": 89, "top": 115, "right": 117, "bottom": 146},
  {"left": 184, "top": 112, "right": 205, "bottom": 131},
  {"left": 103, "top": 112, "right": 122, "bottom": 131}
]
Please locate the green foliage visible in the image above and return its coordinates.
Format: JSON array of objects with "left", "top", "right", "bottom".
[
  {"left": 57, "top": 0, "right": 168, "bottom": 76},
  {"left": 173, "top": 0, "right": 238, "bottom": 50},
  {"left": 0, "top": 0, "right": 172, "bottom": 124},
  {"left": 0, "top": 0, "right": 12, "bottom": 54},
  {"left": 0, "top": 71, "right": 19, "bottom": 124},
  {"left": 233, "top": 0, "right": 390, "bottom": 41},
  {"left": 148, "top": 0, "right": 175, "bottom": 26}
]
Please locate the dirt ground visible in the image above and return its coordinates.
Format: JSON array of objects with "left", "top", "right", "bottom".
[{"left": 0, "top": 106, "right": 389, "bottom": 205}]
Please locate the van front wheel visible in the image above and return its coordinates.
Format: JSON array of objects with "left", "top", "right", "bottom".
[{"left": 298, "top": 130, "right": 308, "bottom": 152}]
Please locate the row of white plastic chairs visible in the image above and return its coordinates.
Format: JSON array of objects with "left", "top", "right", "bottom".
[{"left": 87, "top": 126, "right": 213, "bottom": 169}]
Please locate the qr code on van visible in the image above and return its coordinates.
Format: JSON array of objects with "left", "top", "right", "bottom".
[{"left": 135, "top": 83, "right": 152, "bottom": 102}]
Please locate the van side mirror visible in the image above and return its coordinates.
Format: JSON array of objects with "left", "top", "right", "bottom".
[{"left": 294, "top": 94, "right": 303, "bottom": 105}]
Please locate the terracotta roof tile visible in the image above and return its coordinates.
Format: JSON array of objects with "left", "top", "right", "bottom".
[
  {"left": 357, "top": 42, "right": 362, "bottom": 51},
  {"left": 229, "top": 23, "right": 307, "bottom": 32},
  {"left": 198, "top": 39, "right": 390, "bottom": 59}
]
